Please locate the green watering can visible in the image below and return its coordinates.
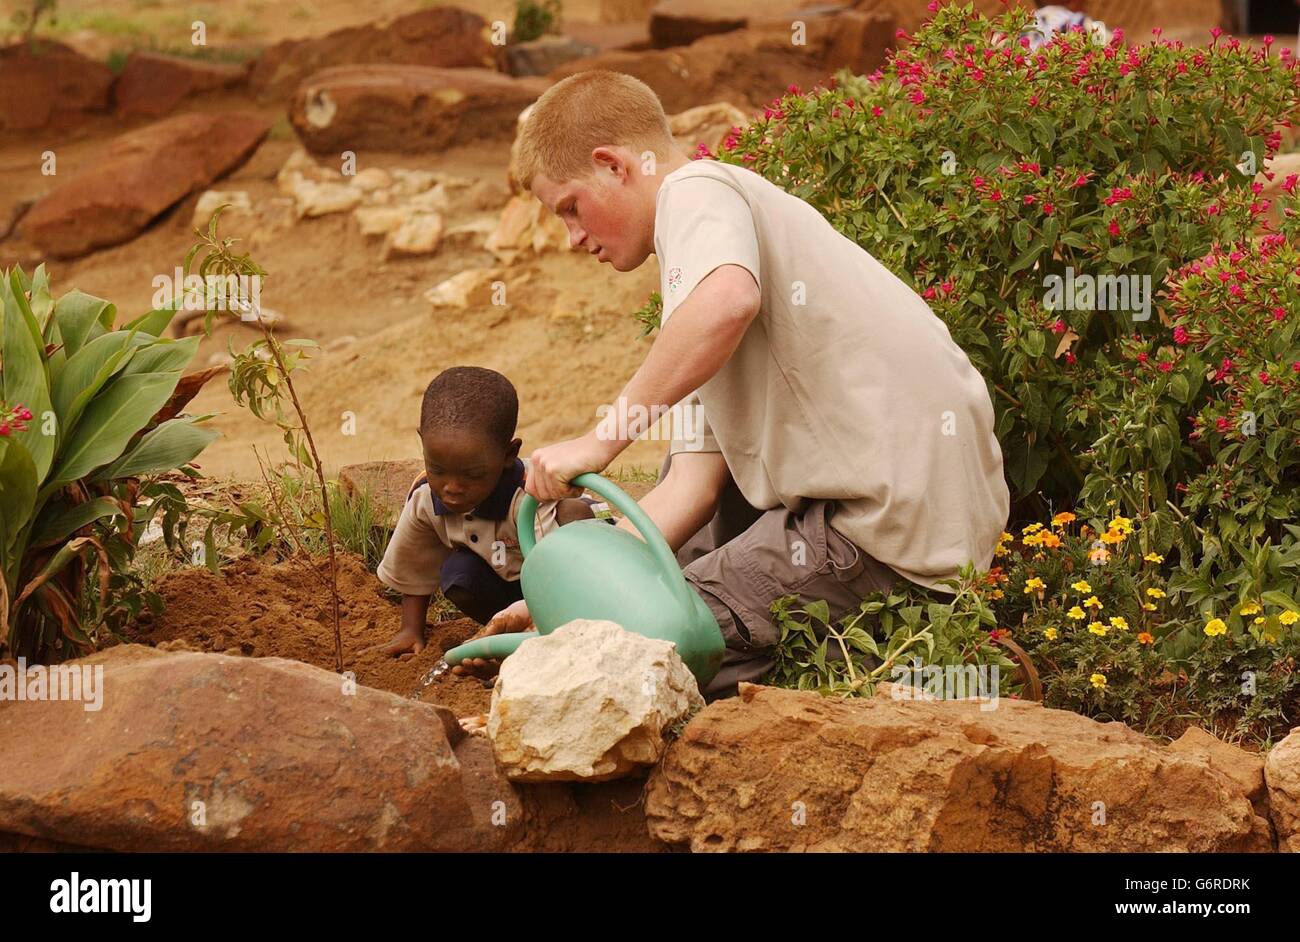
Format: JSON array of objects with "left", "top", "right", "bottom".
[{"left": 443, "top": 473, "right": 724, "bottom": 685}]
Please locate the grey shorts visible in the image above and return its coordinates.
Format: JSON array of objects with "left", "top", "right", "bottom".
[{"left": 659, "top": 452, "right": 902, "bottom": 700}]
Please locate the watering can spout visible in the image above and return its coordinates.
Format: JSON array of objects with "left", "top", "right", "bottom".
[{"left": 443, "top": 473, "right": 724, "bottom": 685}]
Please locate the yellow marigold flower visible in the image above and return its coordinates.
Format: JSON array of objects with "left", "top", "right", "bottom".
[
  {"left": 1021, "top": 522, "right": 1044, "bottom": 535},
  {"left": 999, "top": 531, "right": 1014, "bottom": 544},
  {"left": 1067, "top": 606, "right": 1086, "bottom": 620},
  {"left": 1083, "top": 595, "right": 1103, "bottom": 610},
  {"left": 1051, "top": 512, "right": 1076, "bottom": 528},
  {"left": 989, "top": 589, "right": 1005, "bottom": 600},
  {"left": 1264, "top": 631, "right": 1279, "bottom": 644},
  {"left": 1143, "top": 553, "right": 1164, "bottom": 563},
  {"left": 1038, "top": 532, "right": 1062, "bottom": 548},
  {"left": 1239, "top": 601, "right": 1261, "bottom": 616},
  {"left": 1071, "top": 580, "right": 1092, "bottom": 593},
  {"left": 1088, "top": 621, "right": 1108, "bottom": 636},
  {"left": 1090, "top": 673, "right": 1107, "bottom": 689},
  {"left": 1110, "top": 616, "right": 1129, "bottom": 630},
  {"left": 1204, "top": 618, "right": 1227, "bottom": 637},
  {"left": 1023, "top": 532, "right": 1043, "bottom": 547},
  {"left": 994, "top": 544, "right": 1009, "bottom": 558},
  {"left": 1137, "top": 631, "right": 1154, "bottom": 645},
  {"left": 1024, "top": 577, "right": 1045, "bottom": 593},
  {"left": 1281, "top": 610, "right": 1299, "bottom": 626},
  {"left": 1146, "top": 587, "right": 1166, "bottom": 598},
  {"left": 1254, "top": 616, "right": 1266, "bottom": 626},
  {"left": 1043, "top": 627, "right": 1059, "bottom": 641},
  {"left": 1142, "top": 602, "right": 1157, "bottom": 612},
  {"left": 1108, "top": 515, "right": 1133, "bottom": 535},
  {"left": 1099, "top": 528, "right": 1125, "bottom": 544}
]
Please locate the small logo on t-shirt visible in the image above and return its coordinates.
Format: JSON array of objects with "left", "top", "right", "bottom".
[{"left": 667, "top": 266, "right": 683, "bottom": 293}]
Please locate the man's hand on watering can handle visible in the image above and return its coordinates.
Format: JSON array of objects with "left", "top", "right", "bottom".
[
  {"left": 527, "top": 432, "right": 621, "bottom": 501},
  {"left": 450, "top": 599, "right": 536, "bottom": 679}
]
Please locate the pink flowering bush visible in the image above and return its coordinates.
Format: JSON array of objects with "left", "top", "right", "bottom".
[{"left": 715, "top": 3, "right": 1300, "bottom": 514}]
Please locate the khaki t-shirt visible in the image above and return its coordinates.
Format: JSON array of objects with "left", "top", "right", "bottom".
[
  {"left": 376, "top": 458, "right": 561, "bottom": 596},
  {"left": 658, "top": 160, "right": 1009, "bottom": 591}
]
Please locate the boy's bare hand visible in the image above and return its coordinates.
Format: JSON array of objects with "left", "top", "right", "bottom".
[
  {"left": 366, "top": 625, "right": 425, "bottom": 660},
  {"left": 451, "top": 599, "right": 535, "bottom": 679}
]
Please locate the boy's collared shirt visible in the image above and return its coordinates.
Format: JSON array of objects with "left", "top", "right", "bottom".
[
  {"left": 376, "top": 457, "right": 561, "bottom": 596},
  {"left": 657, "top": 160, "right": 1010, "bottom": 592}
]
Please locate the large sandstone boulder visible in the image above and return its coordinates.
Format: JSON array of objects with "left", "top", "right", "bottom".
[
  {"left": 500, "top": 36, "right": 599, "bottom": 77},
  {"left": 1265, "top": 727, "right": 1300, "bottom": 852},
  {"left": 0, "top": 41, "right": 112, "bottom": 131},
  {"left": 549, "top": 14, "right": 877, "bottom": 112},
  {"left": 250, "top": 6, "right": 497, "bottom": 102},
  {"left": 113, "top": 52, "right": 248, "bottom": 118},
  {"left": 289, "top": 66, "right": 548, "bottom": 155},
  {"left": 669, "top": 101, "right": 751, "bottom": 155},
  {"left": 486, "top": 194, "right": 572, "bottom": 262},
  {"left": 0, "top": 646, "right": 522, "bottom": 851},
  {"left": 488, "top": 620, "right": 705, "bottom": 782},
  {"left": 22, "top": 111, "right": 270, "bottom": 258},
  {"left": 650, "top": 0, "right": 847, "bottom": 48},
  {"left": 645, "top": 683, "right": 1274, "bottom": 852}
]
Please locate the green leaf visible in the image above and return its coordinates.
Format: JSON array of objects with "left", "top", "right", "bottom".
[
  {"left": 118, "top": 335, "right": 200, "bottom": 378},
  {"left": 48, "top": 372, "right": 181, "bottom": 487},
  {"left": 2, "top": 271, "right": 55, "bottom": 480},
  {"left": 52, "top": 290, "right": 117, "bottom": 360},
  {"left": 28, "top": 496, "right": 123, "bottom": 548},
  {"left": 97, "top": 417, "right": 218, "bottom": 480},
  {"left": 51, "top": 332, "right": 151, "bottom": 440},
  {"left": 125, "top": 295, "right": 185, "bottom": 338},
  {"left": 0, "top": 438, "right": 38, "bottom": 557}
]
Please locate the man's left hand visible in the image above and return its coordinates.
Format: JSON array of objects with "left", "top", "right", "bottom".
[{"left": 527, "top": 432, "right": 617, "bottom": 500}]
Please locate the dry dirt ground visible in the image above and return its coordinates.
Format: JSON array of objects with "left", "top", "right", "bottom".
[{"left": 0, "top": 0, "right": 675, "bottom": 479}]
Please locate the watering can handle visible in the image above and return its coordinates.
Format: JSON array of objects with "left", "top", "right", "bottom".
[{"left": 517, "top": 472, "right": 697, "bottom": 615}]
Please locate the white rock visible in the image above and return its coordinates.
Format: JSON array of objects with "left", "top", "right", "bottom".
[
  {"left": 353, "top": 206, "right": 413, "bottom": 237},
  {"left": 424, "top": 268, "right": 504, "bottom": 310},
  {"left": 407, "top": 183, "right": 450, "bottom": 213},
  {"left": 485, "top": 193, "right": 570, "bottom": 263},
  {"left": 292, "top": 180, "right": 363, "bottom": 218},
  {"left": 383, "top": 212, "right": 443, "bottom": 258},
  {"left": 349, "top": 167, "right": 393, "bottom": 192},
  {"left": 487, "top": 619, "right": 705, "bottom": 782},
  {"left": 276, "top": 148, "right": 334, "bottom": 195},
  {"left": 191, "top": 190, "right": 252, "bottom": 229},
  {"left": 389, "top": 168, "right": 439, "bottom": 196}
]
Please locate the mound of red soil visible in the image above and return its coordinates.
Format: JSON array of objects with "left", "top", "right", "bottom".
[{"left": 126, "top": 552, "right": 495, "bottom": 717}]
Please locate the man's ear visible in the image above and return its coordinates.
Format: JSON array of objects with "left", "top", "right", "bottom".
[
  {"left": 504, "top": 437, "right": 522, "bottom": 464},
  {"left": 591, "top": 146, "right": 629, "bottom": 182}
]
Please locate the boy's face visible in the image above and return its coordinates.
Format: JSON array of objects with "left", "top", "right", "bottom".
[
  {"left": 419, "top": 426, "right": 521, "bottom": 515},
  {"left": 532, "top": 147, "right": 653, "bottom": 271}
]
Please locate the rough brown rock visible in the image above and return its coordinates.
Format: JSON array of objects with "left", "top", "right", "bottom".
[
  {"left": 113, "top": 52, "right": 248, "bottom": 118},
  {"left": 1265, "top": 727, "right": 1300, "bottom": 853},
  {"left": 0, "top": 41, "right": 112, "bottom": 131},
  {"left": 250, "top": 6, "right": 497, "bottom": 102},
  {"left": 645, "top": 683, "right": 1274, "bottom": 852},
  {"left": 650, "top": 0, "right": 851, "bottom": 48},
  {"left": 22, "top": 111, "right": 270, "bottom": 258},
  {"left": 669, "top": 101, "right": 750, "bottom": 155},
  {"left": 501, "top": 36, "right": 599, "bottom": 76},
  {"left": 549, "top": 18, "right": 854, "bottom": 113},
  {"left": 289, "top": 66, "right": 548, "bottom": 155},
  {"left": 0, "top": 646, "right": 522, "bottom": 851}
]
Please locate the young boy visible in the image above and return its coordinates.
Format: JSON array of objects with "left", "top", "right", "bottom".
[
  {"left": 510, "top": 70, "right": 1010, "bottom": 699},
  {"left": 374, "top": 366, "right": 593, "bottom": 658}
]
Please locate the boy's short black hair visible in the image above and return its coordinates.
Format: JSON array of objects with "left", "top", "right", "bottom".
[{"left": 419, "top": 367, "right": 519, "bottom": 446}]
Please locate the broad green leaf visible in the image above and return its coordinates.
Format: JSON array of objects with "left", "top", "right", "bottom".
[
  {"left": 52, "top": 289, "right": 116, "bottom": 360},
  {"left": 28, "top": 496, "right": 123, "bottom": 548},
  {"left": 48, "top": 372, "right": 180, "bottom": 487},
  {"left": 97, "top": 417, "right": 217, "bottom": 480},
  {"left": 118, "top": 335, "right": 200, "bottom": 378},
  {"left": 124, "top": 295, "right": 185, "bottom": 338},
  {"left": 0, "top": 438, "right": 38, "bottom": 557},
  {"left": 51, "top": 332, "right": 151, "bottom": 439},
  {"left": 3, "top": 270, "right": 55, "bottom": 480}
]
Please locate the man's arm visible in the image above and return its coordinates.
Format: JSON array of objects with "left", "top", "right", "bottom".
[
  {"left": 614, "top": 450, "right": 730, "bottom": 552},
  {"left": 526, "top": 264, "right": 760, "bottom": 500}
]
